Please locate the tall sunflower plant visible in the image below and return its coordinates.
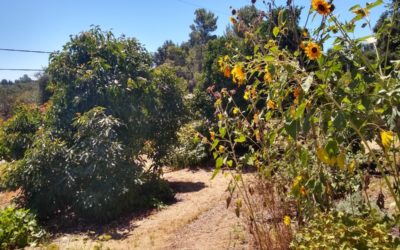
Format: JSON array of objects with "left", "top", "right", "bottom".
[{"left": 202, "top": 0, "right": 400, "bottom": 246}]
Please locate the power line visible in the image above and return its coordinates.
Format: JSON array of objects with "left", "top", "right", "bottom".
[
  {"left": 0, "top": 68, "right": 44, "bottom": 72},
  {"left": 0, "top": 48, "right": 53, "bottom": 54}
]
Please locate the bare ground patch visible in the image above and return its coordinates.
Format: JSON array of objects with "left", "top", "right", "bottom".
[{"left": 45, "top": 168, "right": 249, "bottom": 250}]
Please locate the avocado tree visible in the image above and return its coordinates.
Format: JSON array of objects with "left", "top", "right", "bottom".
[{"left": 1, "top": 27, "right": 184, "bottom": 222}]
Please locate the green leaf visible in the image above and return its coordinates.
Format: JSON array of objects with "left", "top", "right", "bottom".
[
  {"left": 285, "top": 120, "right": 299, "bottom": 140},
  {"left": 295, "top": 102, "right": 307, "bottom": 119},
  {"left": 325, "top": 139, "right": 339, "bottom": 156},
  {"left": 235, "top": 134, "right": 246, "bottom": 143},
  {"left": 213, "top": 152, "right": 218, "bottom": 160},
  {"left": 215, "top": 156, "right": 223, "bottom": 169},
  {"left": 300, "top": 149, "right": 309, "bottom": 168},
  {"left": 366, "top": 0, "right": 383, "bottom": 10},
  {"left": 211, "top": 167, "right": 221, "bottom": 180},
  {"left": 349, "top": 4, "right": 362, "bottom": 11},
  {"left": 356, "top": 103, "right": 366, "bottom": 111},
  {"left": 273, "top": 27, "right": 280, "bottom": 37},
  {"left": 211, "top": 139, "right": 220, "bottom": 150},
  {"left": 219, "top": 127, "right": 226, "bottom": 138},
  {"left": 333, "top": 112, "right": 346, "bottom": 130}
]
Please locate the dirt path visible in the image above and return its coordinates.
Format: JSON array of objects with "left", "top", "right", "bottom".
[{"left": 51, "top": 169, "right": 250, "bottom": 250}]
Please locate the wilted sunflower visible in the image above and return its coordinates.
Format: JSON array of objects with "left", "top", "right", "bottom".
[
  {"left": 264, "top": 68, "right": 272, "bottom": 83},
  {"left": 293, "top": 86, "right": 302, "bottom": 99},
  {"left": 353, "top": 8, "right": 369, "bottom": 17},
  {"left": 223, "top": 66, "right": 231, "bottom": 78},
  {"left": 232, "top": 64, "right": 246, "bottom": 86},
  {"left": 381, "top": 130, "right": 394, "bottom": 150},
  {"left": 230, "top": 16, "right": 237, "bottom": 25},
  {"left": 304, "top": 42, "right": 321, "bottom": 60},
  {"left": 267, "top": 100, "right": 276, "bottom": 109},
  {"left": 312, "top": 0, "right": 332, "bottom": 15}
]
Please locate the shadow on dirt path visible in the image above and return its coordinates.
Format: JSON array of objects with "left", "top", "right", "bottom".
[{"left": 48, "top": 168, "right": 250, "bottom": 250}]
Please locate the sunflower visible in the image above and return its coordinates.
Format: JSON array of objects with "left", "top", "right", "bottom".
[
  {"left": 312, "top": 0, "right": 332, "bottom": 15},
  {"left": 264, "top": 68, "right": 272, "bottom": 83},
  {"left": 233, "top": 107, "right": 240, "bottom": 115},
  {"left": 243, "top": 90, "right": 250, "bottom": 100},
  {"left": 283, "top": 216, "right": 291, "bottom": 226},
  {"left": 223, "top": 66, "right": 231, "bottom": 78},
  {"left": 381, "top": 130, "right": 394, "bottom": 150},
  {"left": 230, "top": 16, "right": 237, "bottom": 25},
  {"left": 302, "top": 29, "right": 308, "bottom": 38},
  {"left": 210, "top": 131, "right": 215, "bottom": 141},
  {"left": 293, "top": 86, "right": 302, "bottom": 99},
  {"left": 304, "top": 42, "right": 322, "bottom": 60},
  {"left": 267, "top": 100, "right": 276, "bottom": 110},
  {"left": 300, "top": 186, "right": 307, "bottom": 196},
  {"left": 290, "top": 106, "right": 296, "bottom": 118},
  {"left": 232, "top": 64, "right": 246, "bottom": 86},
  {"left": 353, "top": 8, "right": 369, "bottom": 17}
]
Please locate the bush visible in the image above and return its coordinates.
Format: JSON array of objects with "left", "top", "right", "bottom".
[
  {"left": 164, "top": 121, "right": 210, "bottom": 168},
  {"left": 0, "top": 206, "right": 46, "bottom": 249},
  {"left": 145, "top": 66, "right": 187, "bottom": 166},
  {"left": 1, "top": 28, "right": 184, "bottom": 222},
  {"left": 70, "top": 107, "right": 144, "bottom": 221},
  {"left": 291, "top": 210, "right": 400, "bottom": 249},
  {"left": 1, "top": 130, "right": 71, "bottom": 219},
  {"left": 2, "top": 107, "right": 175, "bottom": 222},
  {"left": 0, "top": 105, "right": 42, "bottom": 161}
]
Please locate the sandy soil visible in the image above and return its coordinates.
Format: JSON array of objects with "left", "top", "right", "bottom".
[
  {"left": 48, "top": 168, "right": 250, "bottom": 250},
  {"left": 0, "top": 190, "right": 18, "bottom": 209}
]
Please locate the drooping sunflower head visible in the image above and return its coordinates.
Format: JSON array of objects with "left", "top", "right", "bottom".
[
  {"left": 353, "top": 8, "right": 369, "bottom": 18},
  {"left": 230, "top": 16, "right": 237, "bottom": 25},
  {"left": 264, "top": 66, "right": 272, "bottom": 83},
  {"left": 267, "top": 100, "right": 276, "bottom": 110},
  {"left": 304, "top": 42, "right": 322, "bottom": 60},
  {"left": 312, "top": 0, "right": 332, "bottom": 15},
  {"left": 223, "top": 66, "right": 231, "bottom": 78},
  {"left": 232, "top": 64, "right": 246, "bottom": 86}
]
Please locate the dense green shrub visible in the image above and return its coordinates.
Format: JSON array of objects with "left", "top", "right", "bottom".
[
  {"left": 2, "top": 107, "right": 174, "bottom": 222},
  {"left": 70, "top": 107, "right": 144, "bottom": 221},
  {"left": 164, "top": 121, "right": 209, "bottom": 168},
  {"left": 0, "top": 206, "right": 46, "bottom": 249},
  {"left": 291, "top": 210, "right": 400, "bottom": 249},
  {"left": 145, "top": 66, "right": 187, "bottom": 166},
  {"left": 2, "top": 130, "right": 71, "bottom": 218},
  {"left": 1, "top": 28, "right": 184, "bottom": 222},
  {"left": 0, "top": 105, "right": 42, "bottom": 161},
  {"left": 46, "top": 27, "right": 185, "bottom": 164}
]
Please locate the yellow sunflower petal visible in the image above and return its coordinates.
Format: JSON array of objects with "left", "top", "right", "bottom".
[
  {"left": 381, "top": 130, "right": 394, "bottom": 150},
  {"left": 312, "top": 0, "right": 332, "bottom": 15},
  {"left": 283, "top": 215, "right": 291, "bottom": 226}
]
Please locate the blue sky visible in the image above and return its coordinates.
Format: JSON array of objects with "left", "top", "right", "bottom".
[{"left": 0, "top": 0, "right": 386, "bottom": 80}]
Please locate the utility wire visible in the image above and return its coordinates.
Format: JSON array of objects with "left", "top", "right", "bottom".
[{"left": 0, "top": 48, "right": 53, "bottom": 54}]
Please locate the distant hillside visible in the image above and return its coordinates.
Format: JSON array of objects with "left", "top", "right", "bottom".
[{"left": 0, "top": 81, "right": 39, "bottom": 120}]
